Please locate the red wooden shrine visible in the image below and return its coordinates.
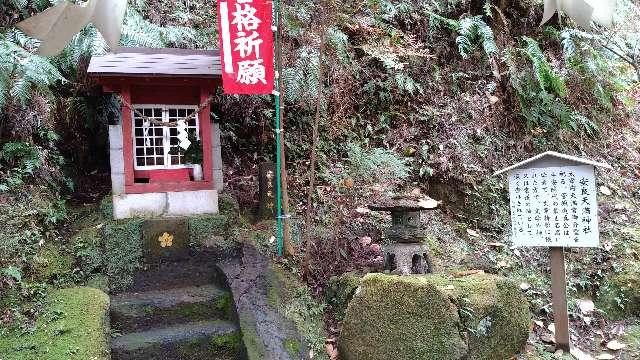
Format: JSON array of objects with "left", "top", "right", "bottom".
[{"left": 89, "top": 48, "right": 222, "bottom": 195}]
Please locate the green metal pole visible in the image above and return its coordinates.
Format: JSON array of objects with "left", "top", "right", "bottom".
[{"left": 273, "top": 0, "right": 284, "bottom": 257}]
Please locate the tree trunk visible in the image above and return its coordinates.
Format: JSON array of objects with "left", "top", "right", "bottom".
[{"left": 302, "top": 33, "right": 326, "bottom": 279}]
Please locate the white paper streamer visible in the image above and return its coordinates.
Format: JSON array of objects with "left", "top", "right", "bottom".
[
  {"left": 176, "top": 120, "right": 191, "bottom": 150},
  {"left": 16, "top": 0, "right": 127, "bottom": 56},
  {"left": 542, "top": 0, "right": 615, "bottom": 28}
]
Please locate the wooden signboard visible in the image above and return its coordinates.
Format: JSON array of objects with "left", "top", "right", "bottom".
[{"left": 495, "top": 151, "right": 612, "bottom": 352}]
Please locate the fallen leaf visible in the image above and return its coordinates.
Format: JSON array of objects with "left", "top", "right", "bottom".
[
  {"left": 571, "top": 346, "right": 595, "bottom": 360},
  {"left": 497, "top": 260, "right": 508, "bottom": 268},
  {"left": 606, "top": 340, "right": 627, "bottom": 351},
  {"left": 600, "top": 186, "right": 612, "bottom": 196},
  {"left": 596, "top": 354, "right": 615, "bottom": 360},
  {"left": 453, "top": 270, "right": 485, "bottom": 277},
  {"left": 548, "top": 323, "right": 556, "bottom": 334},
  {"left": 488, "top": 95, "right": 500, "bottom": 104},
  {"left": 443, "top": 285, "right": 455, "bottom": 290},
  {"left": 325, "top": 343, "right": 338, "bottom": 360},
  {"left": 410, "top": 188, "right": 422, "bottom": 196},
  {"left": 360, "top": 236, "right": 372, "bottom": 246},
  {"left": 487, "top": 242, "right": 506, "bottom": 248},
  {"left": 577, "top": 299, "right": 595, "bottom": 314},
  {"left": 540, "top": 332, "right": 556, "bottom": 344},
  {"left": 520, "top": 282, "right": 531, "bottom": 291},
  {"left": 355, "top": 206, "right": 370, "bottom": 214},
  {"left": 417, "top": 197, "right": 439, "bottom": 209},
  {"left": 534, "top": 320, "right": 544, "bottom": 327},
  {"left": 603, "top": 241, "right": 613, "bottom": 251},
  {"left": 370, "top": 243, "right": 381, "bottom": 252},
  {"left": 467, "top": 229, "right": 480, "bottom": 237}
]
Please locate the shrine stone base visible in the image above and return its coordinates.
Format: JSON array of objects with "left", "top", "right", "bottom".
[
  {"left": 112, "top": 190, "right": 219, "bottom": 219},
  {"left": 383, "top": 243, "right": 433, "bottom": 275}
]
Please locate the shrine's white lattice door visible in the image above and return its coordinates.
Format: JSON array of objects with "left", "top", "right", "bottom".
[{"left": 132, "top": 105, "right": 199, "bottom": 170}]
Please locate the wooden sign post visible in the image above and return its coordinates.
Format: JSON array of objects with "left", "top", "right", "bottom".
[{"left": 495, "top": 151, "right": 612, "bottom": 352}]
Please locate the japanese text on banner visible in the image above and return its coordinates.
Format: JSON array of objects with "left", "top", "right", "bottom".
[{"left": 217, "top": 0, "right": 275, "bottom": 94}]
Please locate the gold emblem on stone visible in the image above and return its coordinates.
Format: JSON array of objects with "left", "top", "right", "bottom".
[{"left": 158, "top": 232, "right": 173, "bottom": 248}]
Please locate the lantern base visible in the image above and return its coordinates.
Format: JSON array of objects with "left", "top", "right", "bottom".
[{"left": 383, "top": 243, "right": 433, "bottom": 275}]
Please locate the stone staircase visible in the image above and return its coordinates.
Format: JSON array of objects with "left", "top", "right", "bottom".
[{"left": 110, "top": 257, "right": 244, "bottom": 360}]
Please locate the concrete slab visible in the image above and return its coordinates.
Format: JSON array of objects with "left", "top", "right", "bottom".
[
  {"left": 166, "top": 190, "right": 218, "bottom": 216},
  {"left": 113, "top": 193, "right": 167, "bottom": 219}
]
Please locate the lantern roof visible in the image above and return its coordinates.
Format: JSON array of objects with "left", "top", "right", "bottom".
[
  {"left": 493, "top": 151, "right": 612, "bottom": 176},
  {"left": 88, "top": 47, "right": 221, "bottom": 78}
]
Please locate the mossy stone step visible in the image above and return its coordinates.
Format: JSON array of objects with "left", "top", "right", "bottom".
[
  {"left": 111, "top": 320, "right": 241, "bottom": 360},
  {"left": 129, "top": 256, "right": 224, "bottom": 293},
  {"left": 111, "top": 285, "right": 234, "bottom": 333}
]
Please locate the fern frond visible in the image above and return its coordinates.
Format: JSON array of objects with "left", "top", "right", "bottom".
[
  {"left": 325, "top": 27, "right": 351, "bottom": 65},
  {"left": 456, "top": 16, "right": 497, "bottom": 59},
  {"left": 282, "top": 45, "right": 319, "bottom": 103},
  {"left": 522, "top": 36, "right": 567, "bottom": 97}
]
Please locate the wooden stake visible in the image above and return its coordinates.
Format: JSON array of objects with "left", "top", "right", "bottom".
[{"left": 550, "top": 247, "right": 570, "bottom": 352}]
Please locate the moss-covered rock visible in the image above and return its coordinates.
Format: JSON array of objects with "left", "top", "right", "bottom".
[
  {"left": 218, "top": 192, "right": 240, "bottom": 218},
  {"left": 210, "top": 330, "right": 243, "bottom": 355},
  {"left": 99, "top": 195, "right": 114, "bottom": 219},
  {"left": 325, "top": 272, "right": 361, "bottom": 321},
  {"left": 188, "top": 214, "right": 236, "bottom": 252},
  {"left": 620, "top": 324, "right": 640, "bottom": 360},
  {"left": 0, "top": 287, "right": 110, "bottom": 360},
  {"left": 597, "top": 264, "right": 640, "bottom": 319},
  {"left": 33, "top": 244, "right": 74, "bottom": 282},
  {"left": 71, "top": 226, "right": 103, "bottom": 276},
  {"left": 103, "top": 219, "right": 144, "bottom": 293},
  {"left": 339, "top": 273, "right": 530, "bottom": 360}
]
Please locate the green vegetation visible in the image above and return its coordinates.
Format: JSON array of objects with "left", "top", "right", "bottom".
[
  {"left": 210, "top": 331, "right": 242, "bottom": 355},
  {"left": 325, "top": 272, "right": 361, "bottom": 321},
  {"left": 0, "top": 287, "right": 110, "bottom": 360},
  {"left": 188, "top": 214, "right": 229, "bottom": 247},
  {"left": 103, "top": 219, "right": 144, "bottom": 293},
  {"left": 214, "top": 292, "right": 236, "bottom": 320},
  {"left": 339, "top": 273, "right": 530, "bottom": 360},
  {"left": 1, "top": 0, "right": 639, "bottom": 358},
  {"left": 266, "top": 265, "right": 327, "bottom": 359}
]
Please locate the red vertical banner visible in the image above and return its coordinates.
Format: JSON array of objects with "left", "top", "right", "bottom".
[{"left": 217, "top": 0, "right": 274, "bottom": 95}]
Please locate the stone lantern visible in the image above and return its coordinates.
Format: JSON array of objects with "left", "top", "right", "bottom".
[{"left": 369, "top": 195, "right": 439, "bottom": 275}]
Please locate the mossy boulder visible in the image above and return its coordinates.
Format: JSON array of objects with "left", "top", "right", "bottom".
[
  {"left": 597, "top": 265, "right": 640, "bottom": 319},
  {"left": 103, "top": 219, "right": 144, "bottom": 293},
  {"left": 0, "top": 287, "right": 110, "bottom": 360},
  {"left": 33, "top": 244, "right": 74, "bottom": 282},
  {"left": 339, "top": 273, "right": 530, "bottom": 360},
  {"left": 188, "top": 214, "right": 238, "bottom": 254},
  {"left": 325, "top": 272, "right": 361, "bottom": 321}
]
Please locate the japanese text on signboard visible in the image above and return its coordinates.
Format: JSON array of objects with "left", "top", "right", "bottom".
[
  {"left": 508, "top": 165, "right": 599, "bottom": 247},
  {"left": 217, "top": 0, "right": 274, "bottom": 94}
]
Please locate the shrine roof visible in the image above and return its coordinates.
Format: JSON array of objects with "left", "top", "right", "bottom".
[
  {"left": 88, "top": 48, "right": 221, "bottom": 78},
  {"left": 493, "top": 151, "right": 612, "bottom": 176}
]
